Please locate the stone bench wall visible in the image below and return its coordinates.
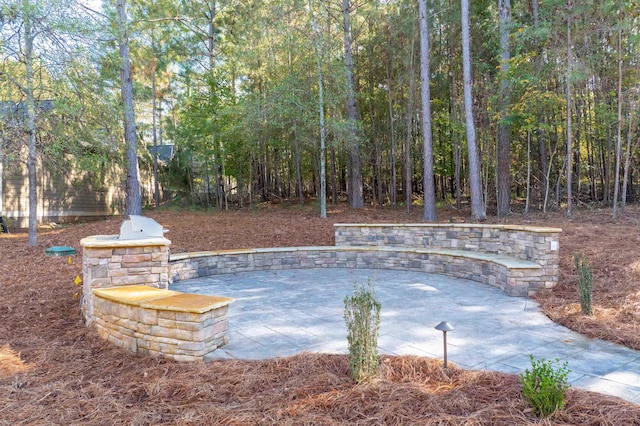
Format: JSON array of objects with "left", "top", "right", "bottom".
[
  {"left": 334, "top": 223, "right": 561, "bottom": 290},
  {"left": 92, "top": 285, "right": 233, "bottom": 362},
  {"left": 334, "top": 223, "right": 561, "bottom": 263},
  {"left": 170, "top": 246, "right": 551, "bottom": 296}
]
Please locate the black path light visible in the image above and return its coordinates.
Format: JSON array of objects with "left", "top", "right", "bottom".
[{"left": 435, "top": 321, "right": 454, "bottom": 368}]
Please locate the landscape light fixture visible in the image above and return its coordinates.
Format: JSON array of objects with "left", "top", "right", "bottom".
[{"left": 435, "top": 321, "right": 454, "bottom": 368}]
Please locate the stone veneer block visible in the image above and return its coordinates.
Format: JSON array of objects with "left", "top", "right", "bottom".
[
  {"left": 92, "top": 285, "right": 234, "bottom": 362},
  {"left": 81, "top": 235, "right": 171, "bottom": 325}
]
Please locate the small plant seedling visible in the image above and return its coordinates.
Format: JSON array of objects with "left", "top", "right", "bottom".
[
  {"left": 520, "top": 355, "right": 571, "bottom": 417},
  {"left": 574, "top": 253, "right": 594, "bottom": 316},
  {"left": 344, "top": 280, "right": 381, "bottom": 382}
]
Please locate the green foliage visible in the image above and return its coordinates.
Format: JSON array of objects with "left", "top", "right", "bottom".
[
  {"left": 520, "top": 355, "right": 571, "bottom": 417},
  {"left": 574, "top": 253, "right": 594, "bottom": 316},
  {"left": 343, "top": 280, "right": 381, "bottom": 382}
]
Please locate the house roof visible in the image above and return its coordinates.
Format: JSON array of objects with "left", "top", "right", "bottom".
[
  {"left": 0, "top": 100, "right": 55, "bottom": 119},
  {"left": 147, "top": 144, "right": 175, "bottom": 162}
]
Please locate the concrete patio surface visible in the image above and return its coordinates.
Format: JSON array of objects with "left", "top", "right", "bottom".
[{"left": 171, "top": 268, "right": 640, "bottom": 404}]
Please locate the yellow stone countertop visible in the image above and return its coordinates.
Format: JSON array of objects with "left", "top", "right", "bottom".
[
  {"left": 93, "top": 285, "right": 233, "bottom": 313},
  {"left": 141, "top": 293, "right": 234, "bottom": 313},
  {"left": 80, "top": 235, "right": 171, "bottom": 248},
  {"left": 93, "top": 285, "right": 180, "bottom": 305}
]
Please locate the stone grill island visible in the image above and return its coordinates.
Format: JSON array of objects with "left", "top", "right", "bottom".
[{"left": 80, "top": 216, "right": 233, "bottom": 362}]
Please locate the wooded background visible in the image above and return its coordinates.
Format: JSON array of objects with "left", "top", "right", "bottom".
[{"left": 1, "top": 0, "right": 639, "bottom": 231}]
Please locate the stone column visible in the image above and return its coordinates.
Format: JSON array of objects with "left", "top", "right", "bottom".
[{"left": 80, "top": 235, "right": 171, "bottom": 324}]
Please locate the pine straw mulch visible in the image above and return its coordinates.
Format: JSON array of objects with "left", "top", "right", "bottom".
[{"left": 0, "top": 203, "right": 639, "bottom": 425}]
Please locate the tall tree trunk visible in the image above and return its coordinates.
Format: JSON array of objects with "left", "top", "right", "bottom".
[
  {"left": 206, "top": 1, "right": 222, "bottom": 210},
  {"left": 525, "top": 130, "right": 531, "bottom": 213},
  {"left": 215, "top": 149, "right": 225, "bottom": 210},
  {"left": 451, "top": 43, "right": 462, "bottom": 211},
  {"left": 565, "top": 0, "right": 573, "bottom": 217},
  {"left": 204, "top": 157, "right": 211, "bottom": 209},
  {"left": 621, "top": 103, "right": 636, "bottom": 213},
  {"left": 497, "top": 0, "right": 511, "bottom": 217},
  {"left": 117, "top": 0, "right": 142, "bottom": 216},
  {"left": 24, "top": 4, "right": 37, "bottom": 246},
  {"left": 342, "top": 0, "right": 363, "bottom": 208},
  {"left": 207, "top": 0, "right": 216, "bottom": 72},
  {"left": 404, "top": 11, "right": 416, "bottom": 214},
  {"left": 418, "top": 0, "right": 437, "bottom": 221},
  {"left": 385, "top": 24, "right": 397, "bottom": 208},
  {"left": 612, "top": 23, "right": 623, "bottom": 218},
  {"left": 374, "top": 142, "right": 382, "bottom": 206},
  {"left": 461, "top": 0, "right": 486, "bottom": 220},
  {"left": 584, "top": 83, "right": 597, "bottom": 201},
  {"left": 366, "top": 23, "right": 380, "bottom": 207},
  {"left": 386, "top": 66, "right": 397, "bottom": 208},
  {"left": 294, "top": 121, "right": 304, "bottom": 205},
  {"left": 533, "top": 0, "right": 546, "bottom": 209},
  {"left": 308, "top": 0, "right": 327, "bottom": 218},
  {"left": 574, "top": 94, "right": 582, "bottom": 201},
  {"left": 274, "top": 148, "right": 281, "bottom": 200},
  {"left": 543, "top": 137, "right": 555, "bottom": 214},
  {"left": 151, "top": 29, "right": 160, "bottom": 209},
  {"left": 331, "top": 146, "right": 338, "bottom": 204}
]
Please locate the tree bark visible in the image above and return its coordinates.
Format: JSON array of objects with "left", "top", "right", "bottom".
[
  {"left": 308, "top": 0, "right": 327, "bottom": 218},
  {"left": 497, "top": 0, "right": 511, "bottom": 217},
  {"left": 117, "top": 0, "right": 142, "bottom": 216},
  {"left": 385, "top": 23, "right": 397, "bottom": 208},
  {"left": 612, "top": 24, "right": 623, "bottom": 218},
  {"left": 342, "top": 0, "right": 363, "bottom": 208},
  {"left": 461, "top": 0, "right": 486, "bottom": 220},
  {"left": 24, "top": 3, "right": 38, "bottom": 246},
  {"left": 293, "top": 127, "right": 304, "bottom": 205},
  {"left": 151, "top": 29, "right": 160, "bottom": 209},
  {"left": 331, "top": 146, "right": 338, "bottom": 204},
  {"left": 451, "top": 37, "right": 462, "bottom": 211},
  {"left": 404, "top": 12, "right": 416, "bottom": 214},
  {"left": 565, "top": 0, "right": 573, "bottom": 217},
  {"left": 525, "top": 130, "right": 531, "bottom": 213},
  {"left": 418, "top": 0, "right": 437, "bottom": 221},
  {"left": 621, "top": 103, "right": 636, "bottom": 213},
  {"left": 386, "top": 65, "right": 396, "bottom": 208}
]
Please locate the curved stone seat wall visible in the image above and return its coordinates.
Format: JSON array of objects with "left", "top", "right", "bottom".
[
  {"left": 169, "top": 224, "right": 561, "bottom": 297},
  {"left": 170, "top": 247, "right": 548, "bottom": 297},
  {"left": 334, "top": 223, "right": 561, "bottom": 263}
]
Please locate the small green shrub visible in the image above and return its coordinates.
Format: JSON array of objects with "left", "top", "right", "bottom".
[
  {"left": 344, "top": 280, "right": 381, "bottom": 382},
  {"left": 520, "top": 355, "right": 571, "bottom": 417},
  {"left": 574, "top": 253, "right": 594, "bottom": 316}
]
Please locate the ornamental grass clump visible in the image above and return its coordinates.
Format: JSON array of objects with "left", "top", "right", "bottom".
[
  {"left": 520, "top": 355, "right": 571, "bottom": 417},
  {"left": 574, "top": 253, "right": 594, "bottom": 316},
  {"left": 344, "top": 280, "right": 381, "bottom": 382}
]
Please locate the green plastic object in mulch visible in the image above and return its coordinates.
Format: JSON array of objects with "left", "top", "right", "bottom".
[{"left": 45, "top": 246, "right": 77, "bottom": 257}]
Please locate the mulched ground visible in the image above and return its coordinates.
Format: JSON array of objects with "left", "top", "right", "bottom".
[{"left": 0, "top": 203, "right": 638, "bottom": 424}]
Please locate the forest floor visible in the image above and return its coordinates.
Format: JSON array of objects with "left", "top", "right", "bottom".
[{"left": 1, "top": 203, "right": 639, "bottom": 424}]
